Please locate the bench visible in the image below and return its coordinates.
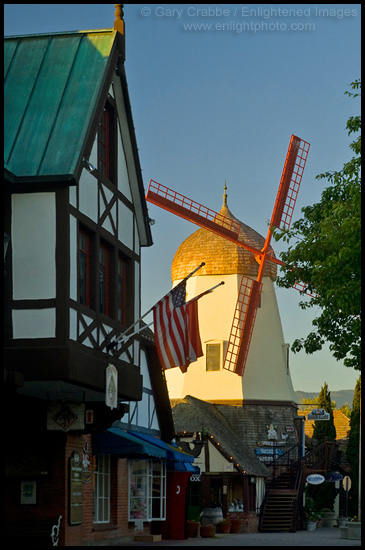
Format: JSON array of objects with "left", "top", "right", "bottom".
[{"left": 4, "top": 516, "right": 62, "bottom": 546}]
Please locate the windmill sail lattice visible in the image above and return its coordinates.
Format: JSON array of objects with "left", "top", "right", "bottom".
[
  {"left": 146, "top": 134, "right": 310, "bottom": 377},
  {"left": 224, "top": 278, "right": 263, "bottom": 376}
]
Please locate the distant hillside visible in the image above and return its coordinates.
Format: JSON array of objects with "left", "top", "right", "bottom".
[{"left": 295, "top": 390, "right": 354, "bottom": 409}]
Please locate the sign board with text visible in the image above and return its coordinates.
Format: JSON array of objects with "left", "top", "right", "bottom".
[{"left": 307, "top": 408, "right": 330, "bottom": 421}]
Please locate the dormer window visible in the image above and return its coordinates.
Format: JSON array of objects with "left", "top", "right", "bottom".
[{"left": 98, "top": 100, "right": 116, "bottom": 183}]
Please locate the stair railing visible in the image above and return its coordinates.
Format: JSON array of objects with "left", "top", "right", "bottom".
[{"left": 265, "top": 443, "right": 302, "bottom": 488}]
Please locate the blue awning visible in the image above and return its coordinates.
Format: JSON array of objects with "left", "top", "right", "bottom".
[
  {"left": 92, "top": 427, "right": 166, "bottom": 459},
  {"left": 128, "top": 431, "right": 194, "bottom": 463}
]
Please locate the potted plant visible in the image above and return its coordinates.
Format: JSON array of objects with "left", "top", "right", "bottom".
[
  {"left": 229, "top": 514, "right": 243, "bottom": 533},
  {"left": 306, "top": 511, "right": 321, "bottom": 531},
  {"left": 200, "top": 523, "right": 216, "bottom": 538},
  {"left": 304, "top": 496, "right": 320, "bottom": 531},
  {"left": 186, "top": 519, "right": 200, "bottom": 538},
  {"left": 217, "top": 518, "right": 231, "bottom": 534}
]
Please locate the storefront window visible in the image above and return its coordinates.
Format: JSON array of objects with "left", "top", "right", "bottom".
[{"left": 128, "top": 459, "right": 166, "bottom": 521}]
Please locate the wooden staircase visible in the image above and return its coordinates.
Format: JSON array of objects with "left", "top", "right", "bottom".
[
  {"left": 259, "top": 438, "right": 339, "bottom": 532},
  {"left": 260, "top": 470, "right": 299, "bottom": 532}
]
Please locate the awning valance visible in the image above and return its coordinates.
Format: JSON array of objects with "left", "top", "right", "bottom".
[
  {"left": 92, "top": 427, "right": 166, "bottom": 459},
  {"left": 128, "top": 431, "right": 194, "bottom": 463}
]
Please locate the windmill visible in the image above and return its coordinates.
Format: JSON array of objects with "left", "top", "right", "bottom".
[{"left": 146, "top": 135, "right": 310, "bottom": 377}]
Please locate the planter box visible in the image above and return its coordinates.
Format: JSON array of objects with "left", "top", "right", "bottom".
[
  {"left": 340, "top": 522, "right": 361, "bottom": 540},
  {"left": 346, "top": 522, "right": 361, "bottom": 540},
  {"left": 321, "top": 511, "right": 336, "bottom": 528},
  {"left": 336, "top": 518, "right": 348, "bottom": 528}
]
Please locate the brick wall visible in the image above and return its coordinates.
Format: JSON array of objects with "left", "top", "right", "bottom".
[{"left": 5, "top": 427, "right": 152, "bottom": 546}]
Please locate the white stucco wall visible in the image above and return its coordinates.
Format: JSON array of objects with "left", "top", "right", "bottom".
[{"left": 12, "top": 192, "right": 56, "bottom": 301}]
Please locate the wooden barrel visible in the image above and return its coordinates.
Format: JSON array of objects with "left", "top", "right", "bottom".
[{"left": 201, "top": 507, "right": 223, "bottom": 526}]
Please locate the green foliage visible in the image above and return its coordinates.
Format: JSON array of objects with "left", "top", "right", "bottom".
[
  {"left": 305, "top": 482, "right": 336, "bottom": 515},
  {"left": 339, "top": 402, "right": 351, "bottom": 418},
  {"left": 312, "top": 382, "right": 336, "bottom": 442},
  {"left": 314, "top": 483, "right": 337, "bottom": 512},
  {"left": 273, "top": 80, "right": 361, "bottom": 370}
]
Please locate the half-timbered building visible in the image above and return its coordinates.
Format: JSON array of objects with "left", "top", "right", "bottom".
[{"left": 4, "top": 10, "right": 193, "bottom": 546}]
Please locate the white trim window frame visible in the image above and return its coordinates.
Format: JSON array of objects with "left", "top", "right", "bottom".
[
  {"left": 128, "top": 459, "right": 166, "bottom": 521},
  {"left": 93, "top": 454, "right": 111, "bottom": 523},
  {"left": 205, "top": 341, "right": 225, "bottom": 371}
]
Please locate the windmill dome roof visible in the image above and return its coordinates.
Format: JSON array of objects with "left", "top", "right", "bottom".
[{"left": 171, "top": 193, "right": 277, "bottom": 282}]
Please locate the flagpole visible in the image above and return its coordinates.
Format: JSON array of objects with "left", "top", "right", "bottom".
[
  {"left": 112, "top": 262, "right": 206, "bottom": 345},
  {"left": 110, "top": 277, "right": 223, "bottom": 349},
  {"left": 187, "top": 281, "right": 225, "bottom": 303}
]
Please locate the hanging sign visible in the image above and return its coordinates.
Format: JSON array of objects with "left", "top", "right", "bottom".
[
  {"left": 325, "top": 472, "right": 343, "bottom": 482},
  {"left": 69, "top": 452, "right": 83, "bottom": 524},
  {"left": 105, "top": 364, "right": 118, "bottom": 409},
  {"left": 47, "top": 400, "right": 85, "bottom": 431},
  {"left": 307, "top": 408, "right": 330, "bottom": 421},
  {"left": 255, "top": 447, "right": 284, "bottom": 455},
  {"left": 306, "top": 474, "right": 325, "bottom": 485}
]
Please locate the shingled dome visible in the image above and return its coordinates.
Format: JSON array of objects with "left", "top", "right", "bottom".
[{"left": 171, "top": 190, "right": 277, "bottom": 282}]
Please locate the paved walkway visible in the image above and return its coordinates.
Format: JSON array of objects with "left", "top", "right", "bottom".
[{"left": 95, "top": 527, "right": 360, "bottom": 546}]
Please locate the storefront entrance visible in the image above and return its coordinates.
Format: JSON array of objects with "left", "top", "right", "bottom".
[{"left": 187, "top": 475, "right": 202, "bottom": 521}]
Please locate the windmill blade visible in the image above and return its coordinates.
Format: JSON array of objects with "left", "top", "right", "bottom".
[
  {"left": 146, "top": 180, "right": 285, "bottom": 267},
  {"left": 223, "top": 277, "right": 262, "bottom": 377},
  {"left": 292, "top": 280, "right": 316, "bottom": 298},
  {"left": 270, "top": 135, "right": 310, "bottom": 232}
]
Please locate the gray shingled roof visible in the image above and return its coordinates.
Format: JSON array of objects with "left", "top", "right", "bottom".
[{"left": 172, "top": 395, "right": 270, "bottom": 477}]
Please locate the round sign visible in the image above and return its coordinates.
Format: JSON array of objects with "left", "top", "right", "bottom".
[
  {"left": 306, "top": 474, "right": 325, "bottom": 485},
  {"left": 342, "top": 476, "right": 352, "bottom": 491}
]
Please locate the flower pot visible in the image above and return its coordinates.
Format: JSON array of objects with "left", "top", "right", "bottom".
[
  {"left": 230, "top": 519, "right": 243, "bottom": 533},
  {"left": 306, "top": 521, "right": 317, "bottom": 531},
  {"left": 336, "top": 518, "right": 348, "bottom": 529},
  {"left": 217, "top": 521, "right": 231, "bottom": 534},
  {"left": 321, "top": 510, "right": 336, "bottom": 528},
  {"left": 187, "top": 521, "right": 200, "bottom": 538},
  {"left": 200, "top": 524, "right": 216, "bottom": 538}
]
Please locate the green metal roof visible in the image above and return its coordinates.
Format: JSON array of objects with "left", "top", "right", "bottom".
[{"left": 4, "top": 30, "right": 120, "bottom": 181}]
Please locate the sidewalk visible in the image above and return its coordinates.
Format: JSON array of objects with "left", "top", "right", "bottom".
[{"left": 95, "top": 527, "right": 361, "bottom": 546}]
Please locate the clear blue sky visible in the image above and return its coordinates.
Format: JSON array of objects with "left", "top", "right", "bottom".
[{"left": 4, "top": 4, "right": 361, "bottom": 393}]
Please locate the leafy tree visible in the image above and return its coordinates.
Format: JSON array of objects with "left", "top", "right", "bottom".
[
  {"left": 339, "top": 402, "right": 351, "bottom": 418},
  {"left": 273, "top": 80, "right": 361, "bottom": 370},
  {"left": 312, "top": 382, "right": 336, "bottom": 443}
]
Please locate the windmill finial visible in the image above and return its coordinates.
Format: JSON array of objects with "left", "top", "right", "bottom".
[
  {"left": 114, "top": 5, "right": 125, "bottom": 61},
  {"left": 114, "top": 5, "right": 125, "bottom": 35},
  {"left": 223, "top": 181, "right": 228, "bottom": 206}
]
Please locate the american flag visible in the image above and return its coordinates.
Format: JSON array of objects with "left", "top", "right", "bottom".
[{"left": 153, "top": 281, "right": 203, "bottom": 372}]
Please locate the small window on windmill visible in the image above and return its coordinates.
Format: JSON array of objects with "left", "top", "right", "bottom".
[
  {"left": 206, "top": 343, "right": 221, "bottom": 371},
  {"left": 282, "top": 343, "right": 290, "bottom": 374}
]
